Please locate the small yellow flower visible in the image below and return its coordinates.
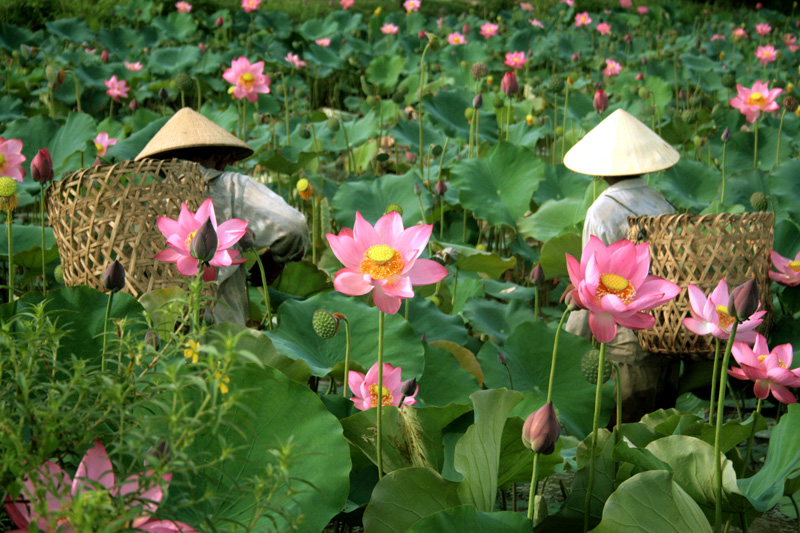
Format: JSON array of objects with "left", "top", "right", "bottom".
[
  {"left": 788, "top": 82, "right": 794, "bottom": 94},
  {"left": 214, "top": 369, "right": 231, "bottom": 394},
  {"left": 487, "top": 75, "right": 494, "bottom": 86},
  {"left": 183, "top": 339, "right": 200, "bottom": 364},
  {"left": 374, "top": 6, "right": 382, "bottom": 16}
]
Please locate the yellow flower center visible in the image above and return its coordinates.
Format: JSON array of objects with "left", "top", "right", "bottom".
[
  {"left": 368, "top": 384, "right": 393, "bottom": 407},
  {"left": 185, "top": 230, "right": 196, "bottom": 250},
  {"left": 361, "top": 245, "right": 404, "bottom": 280},
  {"left": 596, "top": 273, "right": 636, "bottom": 305},
  {"left": 788, "top": 260, "right": 800, "bottom": 272},
  {"left": 239, "top": 72, "right": 255, "bottom": 88},
  {"left": 757, "top": 354, "right": 786, "bottom": 368},
  {"left": 716, "top": 305, "right": 735, "bottom": 329},
  {"left": 747, "top": 92, "right": 766, "bottom": 106},
  {"left": 0, "top": 153, "right": 5, "bottom": 167},
  {"left": 95, "top": 142, "right": 104, "bottom": 153}
]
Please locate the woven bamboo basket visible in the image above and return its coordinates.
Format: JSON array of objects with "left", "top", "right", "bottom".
[
  {"left": 47, "top": 159, "right": 210, "bottom": 298},
  {"left": 627, "top": 212, "right": 774, "bottom": 360}
]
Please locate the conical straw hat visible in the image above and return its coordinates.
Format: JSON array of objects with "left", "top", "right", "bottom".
[
  {"left": 135, "top": 108, "right": 253, "bottom": 161},
  {"left": 563, "top": 109, "right": 679, "bottom": 176}
]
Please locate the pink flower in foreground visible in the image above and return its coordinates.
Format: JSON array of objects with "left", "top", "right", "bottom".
[
  {"left": 596, "top": 22, "right": 611, "bottom": 35},
  {"left": 155, "top": 197, "right": 247, "bottom": 276},
  {"left": 124, "top": 61, "right": 143, "bottom": 71},
  {"left": 315, "top": 37, "right": 331, "bottom": 47},
  {"left": 711, "top": 34, "right": 725, "bottom": 41},
  {"left": 784, "top": 34, "right": 799, "bottom": 52},
  {"left": 4, "top": 441, "right": 197, "bottom": 532},
  {"left": 480, "top": 22, "right": 499, "bottom": 39},
  {"left": 326, "top": 211, "right": 447, "bottom": 314},
  {"left": 520, "top": 2, "right": 534, "bottom": 11},
  {"left": 733, "top": 27, "right": 748, "bottom": 40},
  {"left": 729, "top": 334, "right": 800, "bottom": 404},
  {"left": 682, "top": 280, "right": 766, "bottom": 343},
  {"left": 575, "top": 12, "right": 592, "bottom": 27},
  {"left": 561, "top": 0, "right": 574, "bottom": 6},
  {"left": 447, "top": 31, "right": 467, "bottom": 45},
  {"left": 530, "top": 18, "right": 544, "bottom": 29},
  {"left": 755, "top": 45, "right": 778, "bottom": 66},
  {"left": 620, "top": 0, "right": 632, "bottom": 7},
  {"left": 637, "top": 6, "right": 648, "bottom": 14},
  {"left": 403, "top": 0, "right": 420, "bottom": 12},
  {"left": 175, "top": 1, "right": 191, "bottom": 13},
  {"left": 94, "top": 132, "right": 117, "bottom": 158},
  {"left": 505, "top": 51, "right": 528, "bottom": 69},
  {"left": 340, "top": 0, "right": 354, "bottom": 9},
  {"left": 105, "top": 75, "right": 129, "bottom": 102},
  {"left": 222, "top": 56, "right": 270, "bottom": 103},
  {"left": 285, "top": 52, "right": 306, "bottom": 70},
  {"left": 348, "top": 362, "right": 418, "bottom": 410},
  {"left": 381, "top": 23, "right": 399, "bottom": 35},
  {"left": 242, "top": 0, "right": 261, "bottom": 13},
  {"left": 0, "top": 138, "right": 26, "bottom": 182},
  {"left": 566, "top": 236, "right": 680, "bottom": 343},
  {"left": 603, "top": 58, "right": 622, "bottom": 77},
  {"left": 756, "top": 23, "right": 772, "bottom": 36},
  {"left": 729, "top": 80, "right": 781, "bottom": 123},
  {"left": 769, "top": 250, "right": 800, "bottom": 286}
]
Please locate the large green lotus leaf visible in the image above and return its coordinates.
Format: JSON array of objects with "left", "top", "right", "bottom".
[
  {"left": 270, "top": 261, "right": 331, "bottom": 299},
  {"left": 476, "top": 322, "right": 613, "bottom": 438},
  {"left": 0, "top": 94, "right": 24, "bottom": 123},
  {"left": 341, "top": 403, "right": 471, "bottom": 475},
  {"left": 367, "top": 55, "right": 406, "bottom": 90},
  {"left": 416, "top": 342, "right": 480, "bottom": 407},
  {"left": 150, "top": 13, "right": 197, "bottom": 42},
  {"left": 266, "top": 291, "right": 424, "bottom": 377},
  {"left": 592, "top": 471, "right": 712, "bottom": 533},
  {"left": 0, "top": 224, "right": 55, "bottom": 257},
  {"left": 774, "top": 219, "right": 800, "bottom": 257},
  {"left": 363, "top": 467, "right": 462, "bottom": 533},
  {"left": 303, "top": 45, "right": 343, "bottom": 73},
  {"left": 147, "top": 46, "right": 202, "bottom": 74},
  {"left": 108, "top": 116, "right": 170, "bottom": 161},
  {"left": 331, "top": 170, "right": 433, "bottom": 230},
  {"left": 725, "top": 122, "right": 792, "bottom": 172},
  {"left": 461, "top": 299, "right": 535, "bottom": 345},
  {"left": 454, "top": 389, "right": 523, "bottom": 512},
  {"left": 96, "top": 27, "right": 146, "bottom": 59},
  {"left": 0, "top": 24, "right": 34, "bottom": 50},
  {"left": 721, "top": 168, "right": 769, "bottom": 209},
  {"left": 428, "top": 241, "right": 516, "bottom": 279},
  {"left": 497, "top": 416, "right": 562, "bottom": 488},
  {"left": 507, "top": 120, "right": 547, "bottom": 150},
  {"left": 297, "top": 17, "right": 339, "bottom": 40},
  {"left": 389, "top": 116, "right": 446, "bottom": 151},
  {"left": 45, "top": 17, "right": 94, "bottom": 43},
  {"left": 138, "top": 286, "right": 185, "bottom": 340},
  {"left": 408, "top": 505, "right": 530, "bottom": 532},
  {"left": 517, "top": 196, "right": 587, "bottom": 243},
  {"left": 0, "top": 287, "right": 144, "bottom": 360},
  {"left": 49, "top": 112, "right": 98, "bottom": 176},
  {"left": 769, "top": 159, "right": 800, "bottom": 225},
  {"left": 654, "top": 158, "right": 721, "bottom": 211},
  {"left": 739, "top": 404, "right": 800, "bottom": 512},
  {"left": 405, "top": 297, "right": 468, "bottom": 344},
  {"left": 540, "top": 232, "right": 582, "bottom": 280},
  {"left": 450, "top": 142, "right": 543, "bottom": 228},
  {"left": 422, "top": 89, "right": 472, "bottom": 141},
  {"left": 483, "top": 280, "right": 536, "bottom": 302},
  {"left": 174, "top": 364, "right": 350, "bottom": 533},
  {"left": 319, "top": 111, "right": 379, "bottom": 152},
  {"left": 533, "top": 164, "right": 595, "bottom": 205}
]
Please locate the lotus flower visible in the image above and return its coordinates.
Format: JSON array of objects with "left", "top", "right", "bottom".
[
  {"left": 520, "top": 2, "right": 534, "bottom": 11},
  {"left": 769, "top": 250, "right": 800, "bottom": 286},
  {"left": 348, "top": 362, "right": 418, "bottom": 411},
  {"left": 315, "top": 37, "right": 331, "bottom": 47},
  {"left": 530, "top": 19, "right": 544, "bottom": 29},
  {"left": 711, "top": 34, "right": 725, "bottom": 41},
  {"left": 728, "top": 334, "right": 800, "bottom": 404},
  {"left": 522, "top": 402, "right": 560, "bottom": 455},
  {"left": 380, "top": 23, "right": 398, "bottom": 35},
  {"left": 596, "top": 22, "right": 611, "bottom": 35},
  {"left": 637, "top": 6, "right": 648, "bottom": 14},
  {"left": 326, "top": 211, "right": 447, "bottom": 314},
  {"left": 403, "top": 0, "right": 420, "bottom": 12},
  {"left": 124, "top": 61, "right": 143, "bottom": 72},
  {"left": 104, "top": 75, "right": 129, "bottom": 102},
  {"left": 285, "top": 52, "right": 306, "bottom": 70},
  {"left": 480, "top": 22, "right": 499, "bottom": 39},
  {"left": 175, "top": 1, "right": 191, "bottom": 12},
  {"left": 340, "top": 0, "right": 354, "bottom": 9},
  {"left": 94, "top": 132, "right": 117, "bottom": 158},
  {"left": 784, "top": 34, "right": 799, "bottom": 52},
  {"left": 155, "top": 197, "right": 248, "bottom": 276},
  {"left": 561, "top": 0, "right": 574, "bottom": 6},
  {"left": 241, "top": 0, "right": 261, "bottom": 13},
  {"left": 4, "top": 441, "right": 196, "bottom": 532},
  {"left": 223, "top": 57, "right": 271, "bottom": 103},
  {"left": 447, "top": 31, "right": 467, "bottom": 45},
  {"left": 0, "top": 138, "right": 26, "bottom": 182},
  {"left": 755, "top": 45, "right": 778, "bottom": 66},
  {"left": 620, "top": 0, "right": 632, "bottom": 8},
  {"left": 566, "top": 236, "right": 681, "bottom": 343},
  {"left": 755, "top": 23, "right": 772, "bottom": 36},
  {"left": 501, "top": 71, "right": 519, "bottom": 96},
  {"left": 729, "top": 80, "right": 781, "bottom": 123},
  {"left": 593, "top": 89, "right": 609, "bottom": 114},
  {"left": 733, "top": 27, "right": 748, "bottom": 40},
  {"left": 603, "top": 58, "right": 622, "bottom": 77},
  {"left": 575, "top": 12, "right": 592, "bottom": 27},
  {"left": 504, "top": 51, "right": 528, "bottom": 69},
  {"left": 682, "top": 280, "right": 766, "bottom": 343},
  {"left": 31, "top": 148, "right": 53, "bottom": 184}
]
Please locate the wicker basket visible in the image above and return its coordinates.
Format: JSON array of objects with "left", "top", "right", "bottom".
[
  {"left": 627, "top": 212, "right": 774, "bottom": 360},
  {"left": 47, "top": 159, "right": 209, "bottom": 298}
]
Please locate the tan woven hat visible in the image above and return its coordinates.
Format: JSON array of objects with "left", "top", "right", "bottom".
[
  {"left": 135, "top": 107, "right": 253, "bottom": 161},
  {"left": 563, "top": 109, "right": 679, "bottom": 176}
]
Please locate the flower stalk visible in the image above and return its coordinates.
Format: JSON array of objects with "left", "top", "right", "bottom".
[
  {"left": 377, "top": 310, "right": 385, "bottom": 479},
  {"left": 6, "top": 207, "right": 14, "bottom": 304},
  {"left": 584, "top": 341, "right": 607, "bottom": 533},
  {"left": 252, "top": 250, "right": 273, "bottom": 330},
  {"left": 714, "top": 319, "right": 739, "bottom": 532}
]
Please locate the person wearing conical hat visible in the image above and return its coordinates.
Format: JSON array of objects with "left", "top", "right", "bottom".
[
  {"left": 136, "top": 108, "right": 310, "bottom": 325},
  {"left": 563, "top": 109, "right": 680, "bottom": 424}
]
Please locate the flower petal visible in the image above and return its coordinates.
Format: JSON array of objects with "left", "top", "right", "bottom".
[
  {"left": 334, "top": 270, "right": 373, "bottom": 296},
  {"left": 372, "top": 286, "right": 402, "bottom": 314},
  {"left": 73, "top": 441, "right": 116, "bottom": 495},
  {"left": 404, "top": 258, "right": 448, "bottom": 287},
  {"left": 589, "top": 311, "right": 618, "bottom": 343}
]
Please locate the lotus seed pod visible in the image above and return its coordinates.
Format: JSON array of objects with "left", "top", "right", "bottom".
[
  {"left": 366, "top": 95, "right": 376, "bottom": 106},
  {"left": 721, "top": 72, "right": 736, "bottom": 89},
  {"left": 550, "top": 77, "right": 564, "bottom": 93},
  {"left": 492, "top": 95, "right": 505, "bottom": 108},
  {"left": 385, "top": 203, "right": 403, "bottom": 216},
  {"left": 638, "top": 87, "right": 650, "bottom": 99},
  {"left": 784, "top": 96, "right": 798, "bottom": 112},
  {"left": 555, "top": 126, "right": 564, "bottom": 136},
  {"left": 432, "top": 145, "right": 443, "bottom": 157},
  {"left": 312, "top": 309, "right": 340, "bottom": 339},
  {"left": 692, "top": 135, "right": 702, "bottom": 148},
  {"left": 472, "top": 61, "right": 489, "bottom": 79},
  {"left": 377, "top": 152, "right": 390, "bottom": 162},
  {"left": 392, "top": 92, "right": 405, "bottom": 104},
  {"left": 327, "top": 117, "right": 340, "bottom": 131},
  {"left": 54, "top": 264, "right": 65, "bottom": 285},
  {"left": 750, "top": 191, "right": 768, "bottom": 211},
  {"left": 0, "top": 177, "right": 18, "bottom": 197},
  {"left": 174, "top": 72, "right": 194, "bottom": 92},
  {"left": 464, "top": 107, "right": 475, "bottom": 120},
  {"left": 298, "top": 128, "right": 311, "bottom": 139},
  {"left": 581, "top": 349, "right": 612, "bottom": 384}
]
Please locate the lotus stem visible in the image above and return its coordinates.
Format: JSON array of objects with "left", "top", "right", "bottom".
[
  {"left": 71, "top": 71, "right": 81, "bottom": 113},
  {"left": 753, "top": 118, "right": 759, "bottom": 170},
  {"left": 533, "top": 286, "right": 540, "bottom": 321},
  {"left": 418, "top": 39, "right": 432, "bottom": 187},
  {"left": 528, "top": 452, "right": 542, "bottom": 521},
  {"left": 312, "top": 196, "right": 319, "bottom": 265},
  {"left": 710, "top": 337, "right": 721, "bottom": 424},
  {"left": 340, "top": 116, "right": 357, "bottom": 174},
  {"left": 777, "top": 108, "right": 787, "bottom": 165},
  {"left": 6, "top": 207, "right": 13, "bottom": 304},
  {"left": 40, "top": 184, "right": 47, "bottom": 295},
  {"left": 714, "top": 319, "right": 739, "bottom": 532},
  {"left": 613, "top": 360, "right": 622, "bottom": 446},
  {"left": 282, "top": 72, "right": 290, "bottom": 147},
  {"left": 546, "top": 306, "right": 570, "bottom": 402},
  {"left": 252, "top": 248, "right": 273, "bottom": 330},
  {"left": 342, "top": 316, "right": 351, "bottom": 397},
  {"left": 562, "top": 83, "right": 570, "bottom": 159},
  {"left": 584, "top": 341, "right": 607, "bottom": 533},
  {"left": 741, "top": 398, "right": 762, "bottom": 477},
  {"left": 196, "top": 78, "right": 202, "bottom": 109},
  {"left": 721, "top": 141, "right": 728, "bottom": 205},
  {"left": 377, "top": 310, "right": 385, "bottom": 479},
  {"left": 102, "top": 290, "right": 114, "bottom": 372}
]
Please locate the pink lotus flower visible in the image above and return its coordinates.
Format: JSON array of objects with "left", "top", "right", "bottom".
[
  {"left": 315, "top": 37, "right": 331, "bottom": 47},
  {"left": 4, "top": 441, "right": 196, "bottom": 532},
  {"left": 480, "top": 22, "right": 499, "bottom": 39},
  {"left": 94, "top": 132, "right": 117, "bottom": 158},
  {"left": 755, "top": 23, "right": 772, "bottom": 36},
  {"left": 596, "top": 22, "right": 611, "bottom": 35},
  {"left": 520, "top": 2, "right": 534, "bottom": 11},
  {"left": 728, "top": 334, "right": 800, "bottom": 404},
  {"left": 561, "top": 0, "right": 574, "bottom": 6},
  {"left": 504, "top": 51, "right": 528, "bottom": 69},
  {"left": 381, "top": 23, "right": 399, "bottom": 35},
  {"left": 285, "top": 52, "right": 306, "bottom": 69},
  {"left": 447, "top": 31, "right": 467, "bottom": 45},
  {"left": 340, "top": 0, "right": 354, "bottom": 9},
  {"left": 85, "top": 47, "right": 96, "bottom": 54},
  {"left": 620, "top": 0, "right": 632, "bottom": 7},
  {"left": 784, "top": 34, "right": 799, "bottom": 52},
  {"left": 326, "top": 211, "right": 448, "bottom": 314},
  {"left": 348, "top": 362, "right": 418, "bottom": 410},
  {"left": 729, "top": 80, "right": 781, "bottom": 123},
  {"left": 637, "top": 6, "right": 648, "bottom": 14},
  {"left": 0, "top": 138, "right": 26, "bottom": 182},
  {"left": 222, "top": 57, "right": 270, "bottom": 103},
  {"left": 755, "top": 45, "right": 778, "bottom": 66},
  {"left": 603, "top": 58, "right": 622, "bottom": 77},
  {"left": 682, "top": 280, "right": 766, "bottom": 344},
  {"left": 175, "top": 1, "right": 191, "bottom": 13},
  {"left": 124, "top": 61, "right": 143, "bottom": 71},
  {"left": 155, "top": 197, "right": 248, "bottom": 276},
  {"left": 769, "top": 250, "right": 800, "bottom": 286},
  {"left": 530, "top": 18, "right": 544, "bottom": 28},
  {"left": 566, "top": 236, "right": 680, "bottom": 343},
  {"left": 242, "top": 0, "right": 261, "bottom": 13},
  {"left": 711, "top": 34, "right": 726, "bottom": 41},
  {"left": 403, "top": 0, "right": 420, "bottom": 12},
  {"left": 575, "top": 12, "right": 592, "bottom": 27},
  {"left": 733, "top": 27, "right": 748, "bottom": 40},
  {"left": 105, "top": 75, "right": 129, "bottom": 102}
]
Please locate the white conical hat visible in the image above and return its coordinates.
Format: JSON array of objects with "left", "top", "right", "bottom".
[
  {"left": 135, "top": 107, "right": 253, "bottom": 161},
  {"left": 563, "top": 109, "right": 680, "bottom": 176}
]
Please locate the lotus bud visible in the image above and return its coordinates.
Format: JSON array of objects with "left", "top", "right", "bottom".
[
  {"left": 327, "top": 117, "right": 340, "bottom": 131},
  {"left": 435, "top": 179, "right": 447, "bottom": 196},
  {"left": 472, "top": 93, "right": 483, "bottom": 110},
  {"left": 198, "top": 42, "right": 206, "bottom": 53},
  {"left": 593, "top": 89, "right": 609, "bottom": 114},
  {"left": 418, "top": 30, "right": 427, "bottom": 39},
  {"left": 312, "top": 309, "right": 340, "bottom": 339},
  {"left": 45, "top": 65, "right": 57, "bottom": 85},
  {"left": 158, "top": 87, "right": 169, "bottom": 101},
  {"left": 414, "top": 183, "right": 422, "bottom": 195},
  {"left": 625, "top": 33, "right": 632, "bottom": 43},
  {"left": 129, "top": 99, "right": 139, "bottom": 111},
  {"left": 501, "top": 71, "right": 519, "bottom": 96},
  {"left": 101, "top": 50, "right": 109, "bottom": 62},
  {"left": 406, "top": 151, "right": 416, "bottom": 163},
  {"left": 571, "top": 52, "right": 579, "bottom": 62},
  {"left": 103, "top": 260, "right": 126, "bottom": 292},
  {"left": 31, "top": 148, "right": 53, "bottom": 184},
  {"left": 522, "top": 401, "right": 560, "bottom": 455},
  {"left": 57, "top": 69, "right": 66, "bottom": 86},
  {"left": 496, "top": 351, "right": 508, "bottom": 366},
  {"left": 240, "top": 228, "right": 256, "bottom": 249},
  {"left": 19, "top": 44, "right": 32, "bottom": 60},
  {"left": 190, "top": 218, "right": 218, "bottom": 263},
  {"left": 216, "top": 16, "right": 224, "bottom": 27},
  {"left": 721, "top": 127, "right": 731, "bottom": 142},
  {"left": 401, "top": 377, "right": 417, "bottom": 397},
  {"left": 728, "top": 278, "right": 760, "bottom": 321},
  {"left": 202, "top": 264, "right": 217, "bottom": 282},
  {"left": 462, "top": 24, "right": 470, "bottom": 34},
  {"left": 531, "top": 264, "right": 545, "bottom": 286}
]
